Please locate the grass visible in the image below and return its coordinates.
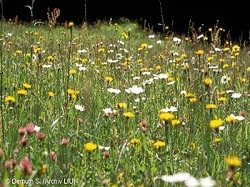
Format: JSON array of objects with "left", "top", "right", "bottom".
[{"left": 0, "top": 17, "right": 249, "bottom": 187}]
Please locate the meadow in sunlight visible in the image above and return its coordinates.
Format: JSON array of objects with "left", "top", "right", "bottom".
[{"left": 0, "top": 15, "right": 249, "bottom": 187}]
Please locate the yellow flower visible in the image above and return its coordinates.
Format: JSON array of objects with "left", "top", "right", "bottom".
[
  {"left": 218, "top": 97, "right": 227, "bottom": 101},
  {"left": 232, "top": 45, "right": 240, "bottom": 53},
  {"left": 225, "top": 116, "right": 237, "bottom": 123},
  {"left": 67, "top": 89, "right": 75, "bottom": 95},
  {"left": 48, "top": 91, "right": 55, "bottom": 97},
  {"left": 185, "top": 93, "right": 195, "bottom": 98},
  {"left": 204, "top": 78, "right": 212, "bottom": 85},
  {"left": 171, "top": 119, "right": 181, "bottom": 126},
  {"left": 206, "top": 103, "right": 217, "bottom": 110},
  {"left": 153, "top": 140, "right": 166, "bottom": 149},
  {"left": 41, "top": 163, "right": 46, "bottom": 174},
  {"left": 105, "top": 76, "right": 113, "bottom": 82},
  {"left": 189, "top": 97, "right": 197, "bottom": 103},
  {"left": 98, "top": 48, "right": 105, "bottom": 53},
  {"left": 47, "top": 55, "right": 54, "bottom": 61},
  {"left": 84, "top": 142, "right": 97, "bottom": 152},
  {"left": 140, "top": 43, "right": 148, "bottom": 49},
  {"left": 159, "top": 112, "right": 175, "bottom": 121},
  {"left": 130, "top": 138, "right": 140, "bottom": 145},
  {"left": 195, "top": 49, "right": 204, "bottom": 55},
  {"left": 116, "top": 102, "right": 127, "bottom": 109},
  {"left": 69, "top": 69, "right": 77, "bottom": 75},
  {"left": 210, "top": 119, "right": 224, "bottom": 129},
  {"left": 223, "top": 64, "right": 229, "bottom": 69},
  {"left": 225, "top": 156, "right": 241, "bottom": 167},
  {"left": 23, "top": 83, "right": 31, "bottom": 89},
  {"left": 68, "top": 22, "right": 74, "bottom": 27},
  {"left": 213, "top": 138, "right": 221, "bottom": 143},
  {"left": 5, "top": 96, "right": 16, "bottom": 103},
  {"left": 17, "top": 89, "right": 28, "bottom": 95},
  {"left": 123, "top": 112, "right": 134, "bottom": 118},
  {"left": 122, "top": 32, "right": 128, "bottom": 39}
]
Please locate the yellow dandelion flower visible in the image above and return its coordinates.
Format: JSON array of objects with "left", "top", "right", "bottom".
[
  {"left": 232, "top": 45, "right": 240, "bottom": 53},
  {"left": 171, "top": 119, "right": 181, "bottom": 126},
  {"left": 105, "top": 76, "right": 113, "bottom": 82},
  {"left": 185, "top": 93, "right": 195, "bottom": 98},
  {"left": 141, "top": 43, "right": 148, "bottom": 49},
  {"left": 122, "top": 32, "right": 128, "bottom": 39},
  {"left": 130, "top": 138, "right": 140, "bottom": 145},
  {"left": 159, "top": 112, "right": 175, "bottom": 121},
  {"left": 204, "top": 78, "right": 212, "bottom": 85},
  {"left": 206, "top": 103, "right": 217, "bottom": 110},
  {"left": 116, "top": 102, "right": 127, "bottom": 109},
  {"left": 98, "top": 48, "right": 105, "bottom": 53},
  {"left": 123, "top": 112, "right": 134, "bottom": 118},
  {"left": 17, "top": 89, "right": 28, "bottom": 96},
  {"left": 218, "top": 97, "right": 227, "bottom": 101},
  {"left": 225, "top": 116, "right": 237, "bottom": 123},
  {"left": 153, "top": 140, "right": 166, "bottom": 149},
  {"left": 213, "top": 138, "right": 221, "bottom": 143},
  {"left": 5, "top": 96, "right": 16, "bottom": 103},
  {"left": 23, "top": 83, "right": 31, "bottom": 89},
  {"left": 84, "top": 142, "right": 97, "bottom": 152},
  {"left": 223, "top": 64, "right": 229, "bottom": 69},
  {"left": 67, "top": 89, "right": 75, "bottom": 95},
  {"left": 41, "top": 163, "right": 46, "bottom": 174},
  {"left": 69, "top": 69, "right": 77, "bottom": 75},
  {"left": 190, "top": 97, "right": 197, "bottom": 103},
  {"left": 225, "top": 156, "right": 241, "bottom": 167},
  {"left": 48, "top": 91, "right": 55, "bottom": 97},
  {"left": 68, "top": 22, "right": 74, "bottom": 27},
  {"left": 195, "top": 49, "right": 204, "bottom": 55},
  {"left": 210, "top": 119, "right": 224, "bottom": 129}
]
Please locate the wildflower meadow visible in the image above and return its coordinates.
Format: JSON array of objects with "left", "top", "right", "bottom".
[{"left": 0, "top": 15, "right": 249, "bottom": 187}]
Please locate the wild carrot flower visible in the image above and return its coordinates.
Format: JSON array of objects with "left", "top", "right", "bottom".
[
  {"left": 153, "top": 140, "right": 166, "bottom": 149},
  {"left": 84, "top": 142, "right": 97, "bottom": 152},
  {"left": 125, "top": 85, "right": 144, "bottom": 94},
  {"left": 75, "top": 104, "right": 85, "bottom": 111}
]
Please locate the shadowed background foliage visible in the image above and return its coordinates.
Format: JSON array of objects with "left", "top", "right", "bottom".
[{"left": 2, "top": 0, "right": 250, "bottom": 42}]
